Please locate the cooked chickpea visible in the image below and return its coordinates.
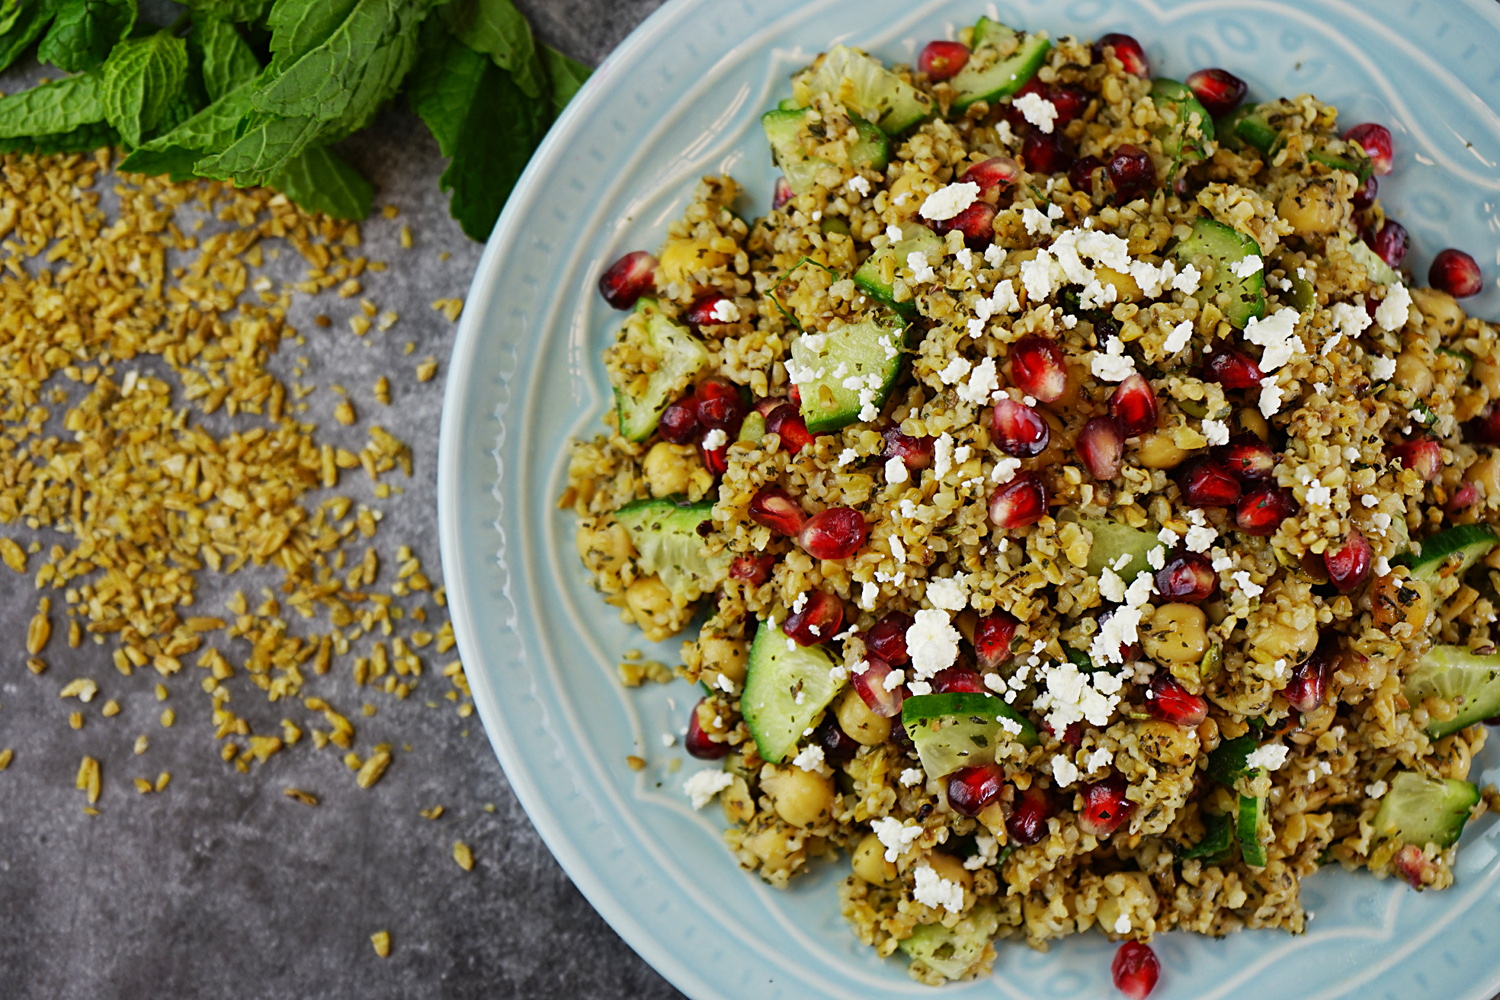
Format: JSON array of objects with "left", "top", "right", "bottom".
[
  {"left": 1251, "top": 619, "right": 1317, "bottom": 662},
  {"left": 1371, "top": 574, "right": 1431, "bottom": 634},
  {"left": 1134, "top": 430, "right": 1189, "bottom": 469},
  {"left": 657, "top": 238, "right": 727, "bottom": 284},
  {"left": 1135, "top": 718, "right": 1200, "bottom": 768},
  {"left": 624, "top": 576, "right": 676, "bottom": 641},
  {"left": 1094, "top": 265, "right": 1142, "bottom": 303},
  {"left": 1143, "top": 603, "right": 1208, "bottom": 663},
  {"left": 575, "top": 518, "right": 635, "bottom": 581},
  {"left": 761, "top": 765, "right": 835, "bottom": 828},
  {"left": 1277, "top": 182, "right": 1341, "bottom": 236},
  {"left": 835, "top": 687, "right": 892, "bottom": 745},
  {"left": 1394, "top": 352, "right": 1433, "bottom": 399},
  {"left": 698, "top": 633, "right": 748, "bottom": 684},
  {"left": 642, "top": 441, "right": 695, "bottom": 497},
  {"left": 1410, "top": 286, "right": 1466, "bottom": 338},
  {"left": 1236, "top": 407, "right": 1270, "bottom": 442},
  {"left": 923, "top": 852, "right": 974, "bottom": 895},
  {"left": 851, "top": 832, "right": 898, "bottom": 885},
  {"left": 1466, "top": 455, "right": 1500, "bottom": 500},
  {"left": 743, "top": 825, "right": 799, "bottom": 873},
  {"left": 721, "top": 775, "right": 757, "bottom": 824}
]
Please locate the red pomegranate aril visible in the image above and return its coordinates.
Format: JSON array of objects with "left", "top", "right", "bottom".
[
  {"left": 991, "top": 398, "right": 1051, "bottom": 457},
  {"left": 851, "top": 655, "right": 905, "bottom": 717},
  {"left": 1366, "top": 218, "right": 1409, "bottom": 270},
  {"left": 1283, "top": 633, "right": 1336, "bottom": 714},
  {"left": 1216, "top": 433, "right": 1276, "bottom": 482},
  {"left": 1155, "top": 552, "right": 1217, "bottom": 603},
  {"left": 1448, "top": 481, "right": 1480, "bottom": 514},
  {"left": 748, "top": 485, "right": 807, "bottom": 536},
  {"left": 974, "top": 611, "right": 1019, "bottom": 670},
  {"left": 686, "top": 294, "right": 734, "bottom": 326},
  {"left": 1430, "top": 248, "right": 1484, "bottom": 298},
  {"left": 700, "top": 441, "right": 729, "bottom": 477},
  {"left": 989, "top": 472, "right": 1050, "bottom": 529},
  {"left": 960, "top": 155, "right": 1020, "bottom": 192},
  {"left": 1236, "top": 484, "right": 1296, "bottom": 536},
  {"left": 754, "top": 396, "right": 786, "bottom": 417},
  {"left": 1068, "top": 155, "right": 1105, "bottom": 195},
  {"left": 815, "top": 715, "right": 861, "bottom": 765},
  {"left": 864, "top": 610, "right": 914, "bottom": 665},
  {"left": 1148, "top": 672, "right": 1208, "bottom": 727},
  {"left": 884, "top": 426, "right": 935, "bottom": 470},
  {"left": 765, "top": 403, "right": 814, "bottom": 455},
  {"left": 1394, "top": 842, "right": 1437, "bottom": 889},
  {"left": 1325, "top": 528, "right": 1372, "bottom": 593},
  {"left": 1184, "top": 67, "right": 1246, "bottom": 118},
  {"left": 946, "top": 763, "right": 1005, "bottom": 817},
  {"left": 1077, "top": 416, "right": 1126, "bottom": 480},
  {"left": 933, "top": 201, "right": 996, "bottom": 246},
  {"left": 658, "top": 397, "right": 700, "bottom": 444},
  {"left": 1007, "top": 784, "right": 1057, "bottom": 845},
  {"left": 918, "top": 39, "right": 970, "bottom": 80},
  {"left": 931, "top": 666, "right": 986, "bottom": 694},
  {"left": 1113, "top": 941, "right": 1161, "bottom": 999},
  {"left": 1179, "top": 457, "right": 1241, "bottom": 508},
  {"left": 784, "top": 590, "right": 844, "bottom": 646},
  {"left": 772, "top": 177, "right": 793, "bottom": 210},
  {"left": 695, "top": 377, "right": 747, "bottom": 432},
  {"left": 1095, "top": 33, "right": 1149, "bottom": 76},
  {"left": 1468, "top": 406, "right": 1500, "bottom": 446},
  {"left": 1077, "top": 774, "right": 1135, "bottom": 838},
  {"left": 1344, "top": 122, "right": 1394, "bottom": 175},
  {"left": 1022, "top": 131, "right": 1073, "bottom": 175},
  {"left": 598, "top": 250, "right": 658, "bottom": 309},
  {"left": 1109, "top": 374, "right": 1158, "bottom": 436},
  {"left": 1204, "top": 346, "right": 1265, "bottom": 389},
  {"left": 685, "top": 700, "right": 729, "bottom": 760},
  {"left": 799, "top": 506, "right": 869, "bottom": 560},
  {"left": 1391, "top": 437, "right": 1442, "bottom": 481},
  {"left": 1352, "top": 173, "right": 1378, "bottom": 210},
  {"left": 1107, "top": 144, "right": 1155, "bottom": 203},
  {"left": 1048, "top": 85, "right": 1090, "bottom": 125},
  {"left": 1010, "top": 334, "right": 1069, "bottom": 402},
  {"left": 728, "top": 553, "right": 775, "bottom": 585}
]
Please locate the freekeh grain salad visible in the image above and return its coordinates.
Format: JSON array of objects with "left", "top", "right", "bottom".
[{"left": 561, "top": 16, "right": 1500, "bottom": 993}]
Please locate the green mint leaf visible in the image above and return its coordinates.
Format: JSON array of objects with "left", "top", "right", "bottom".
[
  {"left": 190, "top": 14, "right": 259, "bottom": 102},
  {"left": 37, "top": 0, "right": 134, "bottom": 73},
  {"left": 440, "top": 0, "right": 543, "bottom": 100},
  {"left": 101, "top": 30, "right": 189, "bottom": 147},
  {"left": 541, "top": 44, "right": 588, "bottom": 116},
  {"left": 0, "top": 118, "right": 115, "bottom": 154},
  {"left": 180, "top": 0, "right": 269, "bottom": 23},
  {"left": 264, "top": 0, "right": 358, "bottom": 69},
  {"left": 192, "top": 111, "right": 324, "bottom": 186},
  {"left": 264, "top": 143, "right": 371, "bottom": 220},
  {"left": 0, "top": 1, "right": 61, "bottom": 75},
  {"left": 0, "top": 72, "right": 105, "bottom": 138},
  {"left": 119, "top": 82, "right": 253, "bottom": 180}
]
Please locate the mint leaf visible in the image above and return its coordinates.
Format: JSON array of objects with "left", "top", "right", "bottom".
[
  {"left": 0, "top": 118, "right": 115, "bottom": 154},
  {"left": 37, "top": 0, "right": 134, "bottom": 73},
  {"left": 0, "top": 72, "right": 105, "bottom": 137},
  {"left": 441, "top": 0, "right": 543, "bottom": 100},
  {"left": 541, "top": 44, "right": 589, "bottom": 116},
  {"left": 190, "top": 15, "right": 259, "bottom": 102},
  {"left": 101, "top": 31, "right": 189, "bottom": 147},
  {"left": 181, "top": 0, "right": 269, "bottom": 23},
  {"left": 192, "top": 111, "right": 324, "bottom": 185},
  {"left": 264, "top": 144, "right": 371, "bottom": 220},
  {"left": 0, "top": 0, "right": 60, "bottom": 75},
  {"left": 119, "top": 83, "right": 253, "bottom": 179},
  {"left": 264, "top": 0, "right": 358, "bottom": 70}
]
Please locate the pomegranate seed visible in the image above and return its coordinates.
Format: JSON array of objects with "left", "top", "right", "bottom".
[
  {"left": 1098, "top": 605, "right": 1143, "bottom": 661},
  {"left": 658, "top": 396, "right": 700, "bottom": 444},
  {"left": 1216, "top": 433, "right": 1276, "bottom": 482},
  {"left": 748, "top": 485, "right": 806, "bottom": 536},
  {"left": 1048, "top": 85, "right": 1090, "bottom": 125},
  {"left": 946, "top": 763, "right": 1005, "bottom": 815},
  {"left": 884, "top": 427, "right": 935, "bottom": 470},
  {"left": 686, "top": 294, "right": 734, "bottom": 326},
  {"left": 1095, "top": 33, "right": 1149, "bottom": 76},
  {"left": 864, "top": 610, "right": 914, "bottom": 665},
  {"left": 1344, "top": 122, "right": 1394, "bottom": 175},
  {"left": 1113, "top": 941, "right": 1161, "bottom": 999},
  {"left": 765, "top": 403, "right": 813, "bottom": 455},
  {"left": 784, "top": 590, "right": 844, "bottom": 646},
  {"left": 851, "top": 655, "right": 905, "bottom": 717},
  {"left": 1468, "top": 407, "right": 1500, "bottom": 446},
  {"left": 799, "top": 506, "right": 869, "bottom": 560},
  {"left": 814, "top": 715, "right": 860, "bottom": 765},
  {"left": 728, "top": 553, "right": 775, "bottom": 585},
  {"left": 1203, "top": 346, "right": 1265, "bottom": 389},
  {"left": 1010, "top": 335, "right": 1069, "bottom": 402},
  {"left": 1109, "top": 374, "right": 1158, "bottom": 436},
  {"left": 931, "top": 666, "right": 986, "bottom": 694},
  {"left": 685, "top": 700, "right": 728, "bottom": 759},
  {"left": 1283, "top": 632, "right": 1336, "bottom": 713},
  {"left": 932, "top": 201, "right": 996, "bottom": 247},
  {"left": 1235, "top": 484, "right": 1296, "bottom": 536},
  {"left": 1107, "top": 144, "right": 1155, "bottom": 203},
  {"left": 1184, "top": 68, "right": 1246, "bottom": 118},
  {"left": 1179, "top": 457, "right": 1241, "bottom": 508},
  {"left": 1022, "top": 131, "right": 1073, "bottom": 175},
  {"left": 1077, "top": 774, "right": 1135, "bottom": 838},
  {"left": 695, "top": 377, "right": 746, "bottom": 432},
  {"left": 973, "top": 611, "right": 1018, "bottom": 670},
  {"left": 1394, "top": 842, "right": 1437, "bottom": 889},
  {"left": 788, "top": 384, "right": 801, "bottom": 407},
  {"left": 1007, "top": 784, "right": 1057, "bottom": 845},
  {"left": 1391, "top": 437, "right": 1442, "bottom": 481},
  {"left": 989, "top": 472, "right": 1049, "bottom": 529},
  {"left": 1147, "top": 672, "right": 1208, "bottom": 727},
  {"left": 754, "top": 396, "right": 786, "bottom": 417},
  {"left": 1324, "top": 528, "right": 1372, "bottom": 593},
  {"left": 918, "top": 39, "right": 969, "bottom": 81},
  {"left": 1365, "top": 218, "right": 1409, "bottom": 269},
  {"left": 1077, "top": 416, "right": 1126, "bottom": 480},
  {"left": 991, "top": 398, "right": 1051, "bottom": 457},
  {"left": 1352, "top": 173, "right": 1378, "bottom": 210},
  {"left": 700, "top": 441, "right": 729, "bottom": 476},
  {"left": 598, "top": 250, "right": 658, "bottom": 309},
  {"left": 1448, "top": 481, "right": 1480, "bottom": 514},
  {"left": 772, "top": 177, "right": 793, "bottom": 210},
  {"left": 1430, "top": 248, "right": 1484, "bottom": 298},
  {"left": 1155, "top": 551, "right": 1217, "bottom": 602},
  {"left": 960, "top": 155, "right": 1020, "bottom": 192},
  {"left": 1068, "top": 155, "right": 1105, "bottom": 195}
]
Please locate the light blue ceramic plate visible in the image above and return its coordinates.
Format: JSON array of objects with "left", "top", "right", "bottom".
[{"left": 438, "top": 1, "right": 1500, "bottom": 996}]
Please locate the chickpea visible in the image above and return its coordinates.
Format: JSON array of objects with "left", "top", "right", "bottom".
[
  {"left": 641, "top": 441, "right": 695, "bottom": 498},
  {"left": 760, "top": 765, "right": 835, "bottom": 828},
  {"left": 1236, "top": 407, "right": 1270, "bottom": 442},
  {"left": 1134, "top": 430, "right": 1190, "bottom": 469},
  {"left": 1394, "top": 352, "right": 1433, "bottom": 399},
  {"left": 835, "top": 687, "right": 892, "bottom": 745},
  {"left": 624, "top": 575, "right": 676, "bottom": 641},
  {"left": 1142, "top": 603, "right": 1208, "bottom": 664},
  {"left": 698, "top": 633, "right": 748, "bottom": 685},
  {"left": 1466, "top": 456, "right": 1500, "bottom": 500},
  {"left": 851, "top": 832, "right": 898, "bottom": 885},
  {"left": 1435, "top": 734, "right": 1474, "bottom": 781},
  {"left": 923, "top": 852, "right": 974, "bottom": 895},
  {"left": 575, "top": 518, "right": 635, "bottom": 584},
  {"left": 657, "top": 238, "right": 727, "bottom": 284},
  {"left": 1251, "top": 618, "right": 1317, "bottom": 662},
  {"left": 1135, "top": 719, "right": 1200, "bottom": 768},
  {"left": 1371, "top": 574, "right": 1431, "bottom": 634},
  {"left": 1475, "top": 358, "right": 1500, "bottom": 398},
  {"left": 1094, "top": 265, "right": 1143, "bottom": 303},
  {"left": 1409, "top": 286, "right": 1466, "bottom": 338},
  {"left": 743, "top": 825, "right": 799, "bottom": 873},
  {"left": 721, "top": 775, "right": 757, "bottom": 825},
  {"left": 1277, "top": 182, "right": 1341, "bottom": 236},
  {"left": 886, "top": 172, "right": 932, "bottom": 218}
]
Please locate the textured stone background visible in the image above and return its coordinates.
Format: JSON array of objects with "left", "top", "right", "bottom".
[{"left": 0, "top": 1, "right": 682, "bottom": 998}]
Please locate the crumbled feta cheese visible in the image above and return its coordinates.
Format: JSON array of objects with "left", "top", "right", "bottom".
[
  {"left": 900, "top": 767, "right": 925, "bottom": 787},
  {"left": 1052, "top": 754, "right": 1080, "bottom": 786},
  {"left": 883, "top": 668, "right": 906, "bottom": 691},
  {"left": 709, "top": 298, "right": 740, "bottom": 323},
  {"left": 1361, "top": 493, "right": 1378, "bottom": 508},
  {"left": 1090, "top": 607, "right": 1143, "bottom": 667},
  {"left": 838, "top": 447, "right": 858, "bottom": 467},
  {"left": 1366, "top": 779, "right": 1389, "bottom": 799},
  {"left": 990, "top": 456, "right": 1022, "bottom": 484},
  {"left": 871, "top": 816, "right": 924, "bottom": 861},
  {"left": 846, "top": 174, "right": 871, "bottom": 197},
  {"left": 861, "top": 581, "right": 879, "bottom": 609},
  {"left": 1232, "top": 570, "right": 1264, "bottom": 598},
  {"left": 889, "top": 534, "right": 906, "bottom": 562},
  {"left": 1369, "top": 353, "right": 1397, "bottom": 381},
  {"left": 1230, "top": 255, "right": 1264, "bottom": 279},
  {"left": 1172, "top": 263, "right": 1202, "bottom": 294},
  {"left": 920, "top": 182, "right": 981, "bottom": 222},
  {"left": 1036, "top": 659, "right": 1125, "bottom": 730},
  {"left": 1184, "top": 510, "right": 1217, "bottom": 552},
  {"left": 1019, "top": 248, "right": 1067, "bottom": 300},
  {"left": 1375, "top": 281, "right": 1411, "bottom": 332},
  {"left": 964, "top": 831, "right": 999, "bottom": 871},
  {"left": 984, "top": 244, "right": 1007, "bottom": 267},
  {"left": 1344, "top": 446, "right": 1361, "bottom": 463},
  {"left": 927, "top": 573, "right": 970, "bottom": 612},
  {"left": 955, "top": 247, "right": 973, "bottom": 271},
  {"left": 998, "top": 715, "right": 1023, "bottom": 735},
  {"left": 1013, "top": 92, "right": 1058, "bottom": 133},
  {"left": 1146, "top": 545, "right": 1166, "bottom": 570},
  {"left": 1305, "top": 481, "right": 1332, "bottom": 507},
  {"left": 1099, "top": 567, "right": 1127, "bottom": 604},
  {"left": 791, "top": 591, "right": 808, "bottom": 613},
  {"left": 1163, "top": 319, "right": 1194, "bottom": 354},
  {"left": 907, "top": 250, "right": 936, "bottom": 283},
  {"left": 1157, "top": 526, "right": 1181, "bottom": 548},
  {"left": 1087, "top": 747, "right": 1112, "bottom": 772},
  {"left": 1324, "top": 302, "right": 1372, "bottom": 356},
  {"left": 1258, "top": 377, "right": 1285, "bottom": 419},
  {"left": 956, "top": 356, "right": 999, "bottom": 405},
  {"left": 933, "top": 433, "right": 955, "bottom": 478},
  {"left": 913, "top": 863, "right": 966, "bottom": 913},
  {"left": 1243, "top": 308, "right": 1303, "bottom": 372},
  {"left": 886, "top": 224, "right": 904, "bottom": 242},
  {"left": 1244, "top": 742, "right": 1290, "bottom": 771},
  {"left": 906, "top": 609, "right": 961, "bottom": 678},
  {"left": 885, "top": 456, "right": 909, "bottom": 485},
  {"left": 1202, "top": 418, "right": 1230, "bottom": 446},
  {"left": 792, "top": 744, "right": 826, "bottom": 772},
  {"left": 1374, "top": 555, "right": 1390, "bottom": 576},
  {"left": 1021, "top": 206, "right": 1053, "bottom": 236},
  {"left": 1113, "top": 914, "right": 1132, "bottom": 934},
  {"left": 702, "top": 428, "right": 728, "bottom": 450},
  {"left": 938, "top": 356, "right": 972, "bottom": 385},
  {"left": 1061, "top": 313, "right": 1078, "bottom": 328},
  {"left": 990, "top": 278, "right": 1021, "bottom": 313},
  {"left": 716, "top": 673, "right": 736, "bottom": 693},
  {"left": 683, "top": 770, "right": 735, "bottom": 809},
  {"left": 1211, "top": 552, "right": 1233, "bottom": 572},
  {"left": 1091, "top": 336, "right": 1137, "bottom": 382}
]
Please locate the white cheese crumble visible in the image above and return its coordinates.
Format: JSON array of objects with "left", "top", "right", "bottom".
[
  {"left": 913, "top": 863, "right": 966, "bottom": 913},
  {"left": 990, "top": 278, "right": 1021, "bottom": 313},
  {"left": 885, "top": 456, "right": 909, "bottom": 485},
  {"left": 1244, "top": 743, "right": 1290, "bottom": 771},
  {"left": 1258, "top": 377, "right": 1285, "bottom": 419},
  {"left": 1184, "top": 510, "right": 1217, "bottom": 553},
  {"left": 1163, "top": 319, "right": 1194, "bottom": 354},
  {"left": 964, "top": 831, "right": 999, "bottom": 870},
  {"left": 709, "top": 298, "right": 740, "bottom": 323},
  {"left": 1146, "top": 545, "right": 1166, "bottom": 570},
  {"left": 938, "top": 356, "right": 972, "bottom": 385},
  {"left": 1324, "top": 301, "right": 1371, "bottom": 356},
  {"left": 919, "top": 182, "right": 981, "bottom": 222},
  {"left": 927, "top": 574, "right": 970, "bottom": 612},
  {"left": 1113, "top": 914, "right": 1132, "bottom": 934},
  {"left": 701, "top": 428, "right": 728, "bottom": 450},
  {"left": 837, "top": 447, "right": 858, "bottom": 467},
  {"left": 883, "top": 668, "right": 906, "bottom": 691},
  {"left": 899, "top": 767, "right": 925, "bottom": 787},
  {"left": 791, "top": 591, "right": 808, "bottom": 613},
  {"left": 1052, "top": 754, "right": 1080, "bottom": 786},
  {"left": 907, "top": 250, "right": 936, "bottom": 283},
  {"left": 861, "top": 581, "right": 879, "bottom": 609},
  {"left": 1202, "top": 418, "right": 1230, "bottom": 446},
  {"left": 1366, "top": 779, "right": 1389, "bottom": 799},
  {"left": 889, "top": 534, "right": 906, "bottom": 562},
  {"left": 933, "top": 432, "right": 955, "bottom": 478},
  {"left": 1035, "top": 659, "right": 1125, "bottom": 731},
  {"left": 956, "top": 356, "right": 1000, "bottom": 405},
  {"left": 1230, "top": 255, "right": 1264, "bottom": 279},
  {"left": 906, "top": 609, "right": 962, "bottom": 678},
  {"left": 984, "top": 244, "right": 1007, "bottom": 267},
  {"left": 871, "top": 816, "right": 924, "bottom": 861},
  {"left": 683, "top": 770, "right": 735, "bottom": 809},
  {"left": 885, "top": 224, "right": 904, "bottom": 242},
  {"left": 1243, "top": 307, "right": 1303, "bottom": 372},
  {"left": 1232, "top": 569, "right": 1264, "bottom": 598},
  {"left": 1172, "top": 263, "right": 1203, "bottom": 294},
  {"left": 989, "top": 455, "right": 1022, "bottom": 484},
  {"left": 846, "top": 174, "right": 871, "bottom": 197},
  {"left": 1091, "top": 336, "right": 1137, "bottom": 382},
  {"left": 791, "top": 744, "right": 826, "bottom": 772},
  {"left": 1375, "top": 281, "right": 1411, "bottom": 332},
  {"left": 1021, "top": 206, "right": 1054, "bottom": 236},
  {"left": 1087, "top": 747, "right": 1113, "bottom": 772},
  {"left": 1013, "top": 92, "right": 1059, "bottom": 132},
  {"left": 1369, "top": 353, "right": 1397, "bottom": 381}
]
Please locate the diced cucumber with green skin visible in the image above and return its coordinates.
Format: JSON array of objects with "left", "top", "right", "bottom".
[
  {"left": 742, "top": 618, "right": 846, "bottom": 764},
  {"left": 1231, "top": 108, "right": 1279, "bottom": 155},
  {"left": 1372, "top": 771, "right": 1480, "bottom": 848},
  {"left": 901, "top": 692, "right": 1038, "bottom": 778},
  {"left": 1079, "top": 516, "right": 1160, "bottom": 579},
  {"left": 950, "top": 31, "right": 1051, "bottom": 112},
  {"left": 1237, "top": 794, "right": 1270, "bottom": 867},
  {"left": 852, "top": 223, "right": 941, "bottom": 315},
  {"left": 1150, "top": 79, "right": 1215, "bottom": 163},
  {"left": 1403, "top": 645, "right": 1500, "bottom": 739},
  {"left": 1181, "top": 811, "right": 1236, "bottom": 864},
  {"left": 613, "top": 498, "right": 731, "bottom": 603},
  {"left": 1289, "top": 271, "right": 1317, "bottom": 311},
  {"left": 612, "top": 299, "right": 710, "bottom": 441},
  {"left": 789, "top": 317, "right": 906, "bottom": 432},
  {"left": 899, "top": 906, "right": 1001, "bottom": 980},
  {"left": 794, "top": 44, "right": 933, "bottom": 135},
  {"left": 1173, "top": 217, "right": 1266, "bottom": 329},
  {"left": 762, "top": 107, "right": 889, "bottom": 197},
  {"left": 1308, "top": 144, "right": 1373, "bottom": 181},
  {"left": 1207, "top": 733, "right": 1260, "bottom": 787},
  {"left": 1347, "top": 238, "right": 1400, "bottom": 286},
  {"left": 1395, "top": 524, "right": 1498, "bottom": 585},
  {"left": 970, "top": 16, "right": 1016, "bottom": 49}
]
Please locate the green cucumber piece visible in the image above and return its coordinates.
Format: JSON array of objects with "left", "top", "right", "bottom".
[
  {"left": 1372, "top": 771, "right": 1480, "bottom": 848},
  {"left": 1206, "top": 734, "right": 1260, "bottom": 787},
  {"left": 1289, "top": 270, "right": 1317, "bottom": 311},
  {"left": 1308, "top": 143, "right": 1373, "bottom": 181},
  {"left": 611, "top": 299, "right": 710, "bottom": 441},
  {"left": 1395, "top": 524, "right": 1498, "bottom": 585},
  {"left": 1079, "top": 516, "right": 1160, "bottom": 579},
  {"left": 1231, "top": 108, "right": 1278, "bottom": 155},
  {"left": 950, "top": 31, "right": 1051, "bottom": 112},
  {"left": 762, "top": 106, "right": 889, "bottom": 196},
  {"left": 1172, "top": 217, "right": 1266, "bottom": 329},
  {"left": 901, "top": 692, "right": 1038, "bottom": 778},
  {"left": 1150, "top": 78, "right": 1215, "bottom": 163},
  {"left": 899, "top": 905, "right": 1001, "bottom": 980},
  {"left": 1181, "top": 810, "right": 1235, "bottom": 864},
  {"left": 789, "top": 317, "right": 906, "bottom": 432},
  {"left": 613, "top": 497, "right": 730, "bottom": 603},
  {"left": 970, "top": 16, "right": 1015, "bottom": 49},
  {"left": 795, "top": 44, "right": 932, "bottom": 134},
  {"left": 852, "top": 223, "right": 942, "bottom": 316},
  {"left": 1347, "top": 238, "right": 1400, "bottom": 286},
  {"left": 741, "top": 618, "right": 846, "bottom": 764},
  {"left": 1237, "top": 793, "right": 1270, "bottom": 867},
  {"left": 1404, "top": 645, "right": 1500, "bottom": 739}
]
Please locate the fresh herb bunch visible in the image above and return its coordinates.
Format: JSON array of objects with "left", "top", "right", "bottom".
[{"left": 0, "top": 0, "right": 590, "bottom": 238}]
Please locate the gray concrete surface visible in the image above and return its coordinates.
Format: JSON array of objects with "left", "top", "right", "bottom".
[{"left": 0, "top": 2, "right": 680, "bottom": 998}]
